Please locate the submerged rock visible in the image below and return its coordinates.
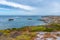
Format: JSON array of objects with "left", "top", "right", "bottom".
[
  {"left": 28, "top": 18, "right": 32, "bottom": 20},
  {"left": 37, "top": 19, "right": 45, "bottom": 21}
]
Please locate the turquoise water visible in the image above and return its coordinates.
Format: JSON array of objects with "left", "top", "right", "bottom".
[{"left": 0, "top": 15, "right": 45, "bottom": 29}]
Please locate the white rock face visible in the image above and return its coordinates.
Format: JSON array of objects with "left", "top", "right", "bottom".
[
  {"left": 57, "top": 37, "right": 60, "bottom": 40},
  {"left": 46, "top": 38, "right": 53, "bottom": 40},
  {"left": 36, "top": 32, "right": 60, "bottom": 40}
]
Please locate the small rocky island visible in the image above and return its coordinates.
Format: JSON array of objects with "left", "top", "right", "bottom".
[{"left": 8, "top": 19, "right": 14, "bottom": 21}]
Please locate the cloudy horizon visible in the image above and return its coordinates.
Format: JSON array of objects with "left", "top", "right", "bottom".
[{"left": 0, "top": 0, "right": 60, "bottom": 15}]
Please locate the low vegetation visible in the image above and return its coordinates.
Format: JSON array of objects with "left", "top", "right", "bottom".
[{"left": 0, "top": 23, "right": 60, "bottom": 40}]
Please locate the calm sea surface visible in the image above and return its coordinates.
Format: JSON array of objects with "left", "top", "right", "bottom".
[{"left": 0, "top": 15, "right": 45, "bottom": 30}]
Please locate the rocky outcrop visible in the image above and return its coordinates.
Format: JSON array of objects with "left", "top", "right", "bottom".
[{"left": 8, "top": 19, "right": 14, "bottom": 21}]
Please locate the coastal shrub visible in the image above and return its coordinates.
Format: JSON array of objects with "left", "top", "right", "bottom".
[
  {"left": 11, "top": 28, "right": 17, "bottom": 30},
  {"left": 50, "top": 23, "right": 60, "bottom": 27},
  {"left": 44, "top": 28, "right": 54, "bottom": 32},
  {"left": 3, "top": 30, "right": 10, "bottom": 36},
  {"left": 31, "top": 26, "right": 46, "bottom": 32},
  {"left": 16, "top": 35, "right": 31, "bottom": 40}
]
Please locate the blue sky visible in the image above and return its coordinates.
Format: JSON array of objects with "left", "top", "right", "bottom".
[{"left": 0, "top": 0, "right": 60, "bottom": 15}]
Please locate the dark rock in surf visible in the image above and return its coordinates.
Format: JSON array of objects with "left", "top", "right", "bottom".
[{"left": 8, "top": 19, "right": 14, "bottom": 21}]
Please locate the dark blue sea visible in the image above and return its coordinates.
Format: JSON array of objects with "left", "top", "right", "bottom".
[{"left": 0, "top": 15, "right": 45, "bottom": 30}]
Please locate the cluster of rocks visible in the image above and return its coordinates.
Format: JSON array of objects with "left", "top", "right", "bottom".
[
  {"left": 41, "top": 16, "right": 60, "bottom": 24},
  {"left": 34, "top": 32, "right": 60, "bottom": 40}
]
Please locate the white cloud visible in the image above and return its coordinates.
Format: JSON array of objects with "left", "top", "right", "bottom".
[
  {"left": 31, "top": 2, "right": 60, "bottom": 15},
  {"left": 0, "top": 0, "right": 36, "bottom": 10},
  {"left": 48, "top": 2, "right": 60, "bottom": 13},
  {"left": 39, "top": 2, "right": 60, "bottom": 13}
]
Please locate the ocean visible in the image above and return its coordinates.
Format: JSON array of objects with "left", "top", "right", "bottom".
[{"left": 0, "top": 15, "right": 45, "bottom": 30}]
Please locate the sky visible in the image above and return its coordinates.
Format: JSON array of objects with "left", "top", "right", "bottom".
[{"left": 0, "top": 0, "right": 60, "bottom": 15}]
